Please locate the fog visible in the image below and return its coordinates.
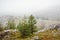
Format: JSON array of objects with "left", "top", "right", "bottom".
[{"left": 0, "top": 0, "right": 60, "bottom": 17}]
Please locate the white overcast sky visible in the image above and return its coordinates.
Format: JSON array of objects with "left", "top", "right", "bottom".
[{"left": 0, "top": 0, "right": 60, "bottom": 16}]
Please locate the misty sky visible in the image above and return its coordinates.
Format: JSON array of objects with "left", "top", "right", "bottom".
[{"left": 0, "top": 0, "right": 60, "bottom": 17}]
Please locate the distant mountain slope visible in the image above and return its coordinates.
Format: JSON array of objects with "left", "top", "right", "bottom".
[{"left": 36, "top": 19, "right": 60, "bottom": 32}]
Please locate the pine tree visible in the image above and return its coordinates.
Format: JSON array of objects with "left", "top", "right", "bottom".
[
  {"left": 28, "top": 15, "right": 37, "bottom": 34},
  {"left": 17, "top": 18, "right": 31, "bottom": 38}
]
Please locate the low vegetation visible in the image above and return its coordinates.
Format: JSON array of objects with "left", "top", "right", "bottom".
[
  {"left": 0, "top": 15, "right": 60, "bottom": 40},
  {"left": 38, "top": 29, "right": 60, "bottom": 40}
]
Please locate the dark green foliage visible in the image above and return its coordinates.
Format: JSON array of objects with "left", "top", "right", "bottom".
[
  {"left": 5, "top": 19, "right": 16, "bottom": 30},
  {"left": 17, "top": 20, "right": 31, "bottom": 38},
  {"left": 28, "top": 15, "right": 37, "bottom": 34},
  {"left": 0, "top": 23, "right": 4, "bottom": 31},
  {"left": 17, "top": 15, "right": 37, "bottom": 38}
]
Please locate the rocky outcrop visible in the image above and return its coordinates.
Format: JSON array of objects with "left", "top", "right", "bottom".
[
  {"left": 54, "top": 24, "right": 60, "bottom": 30},
  {"left": 0, "top": 31, "right": 9, "bottom": 40}
]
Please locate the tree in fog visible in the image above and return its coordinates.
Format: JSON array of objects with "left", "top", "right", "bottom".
[
  {"left": 17, "top": 19, "right": 31, "bottom": 37},
  {"left": 5, "top": 18, "right": 16, "bottom": 30},
  {"left": 28, "top": 15, "right": 37, "bottom": 34}
]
